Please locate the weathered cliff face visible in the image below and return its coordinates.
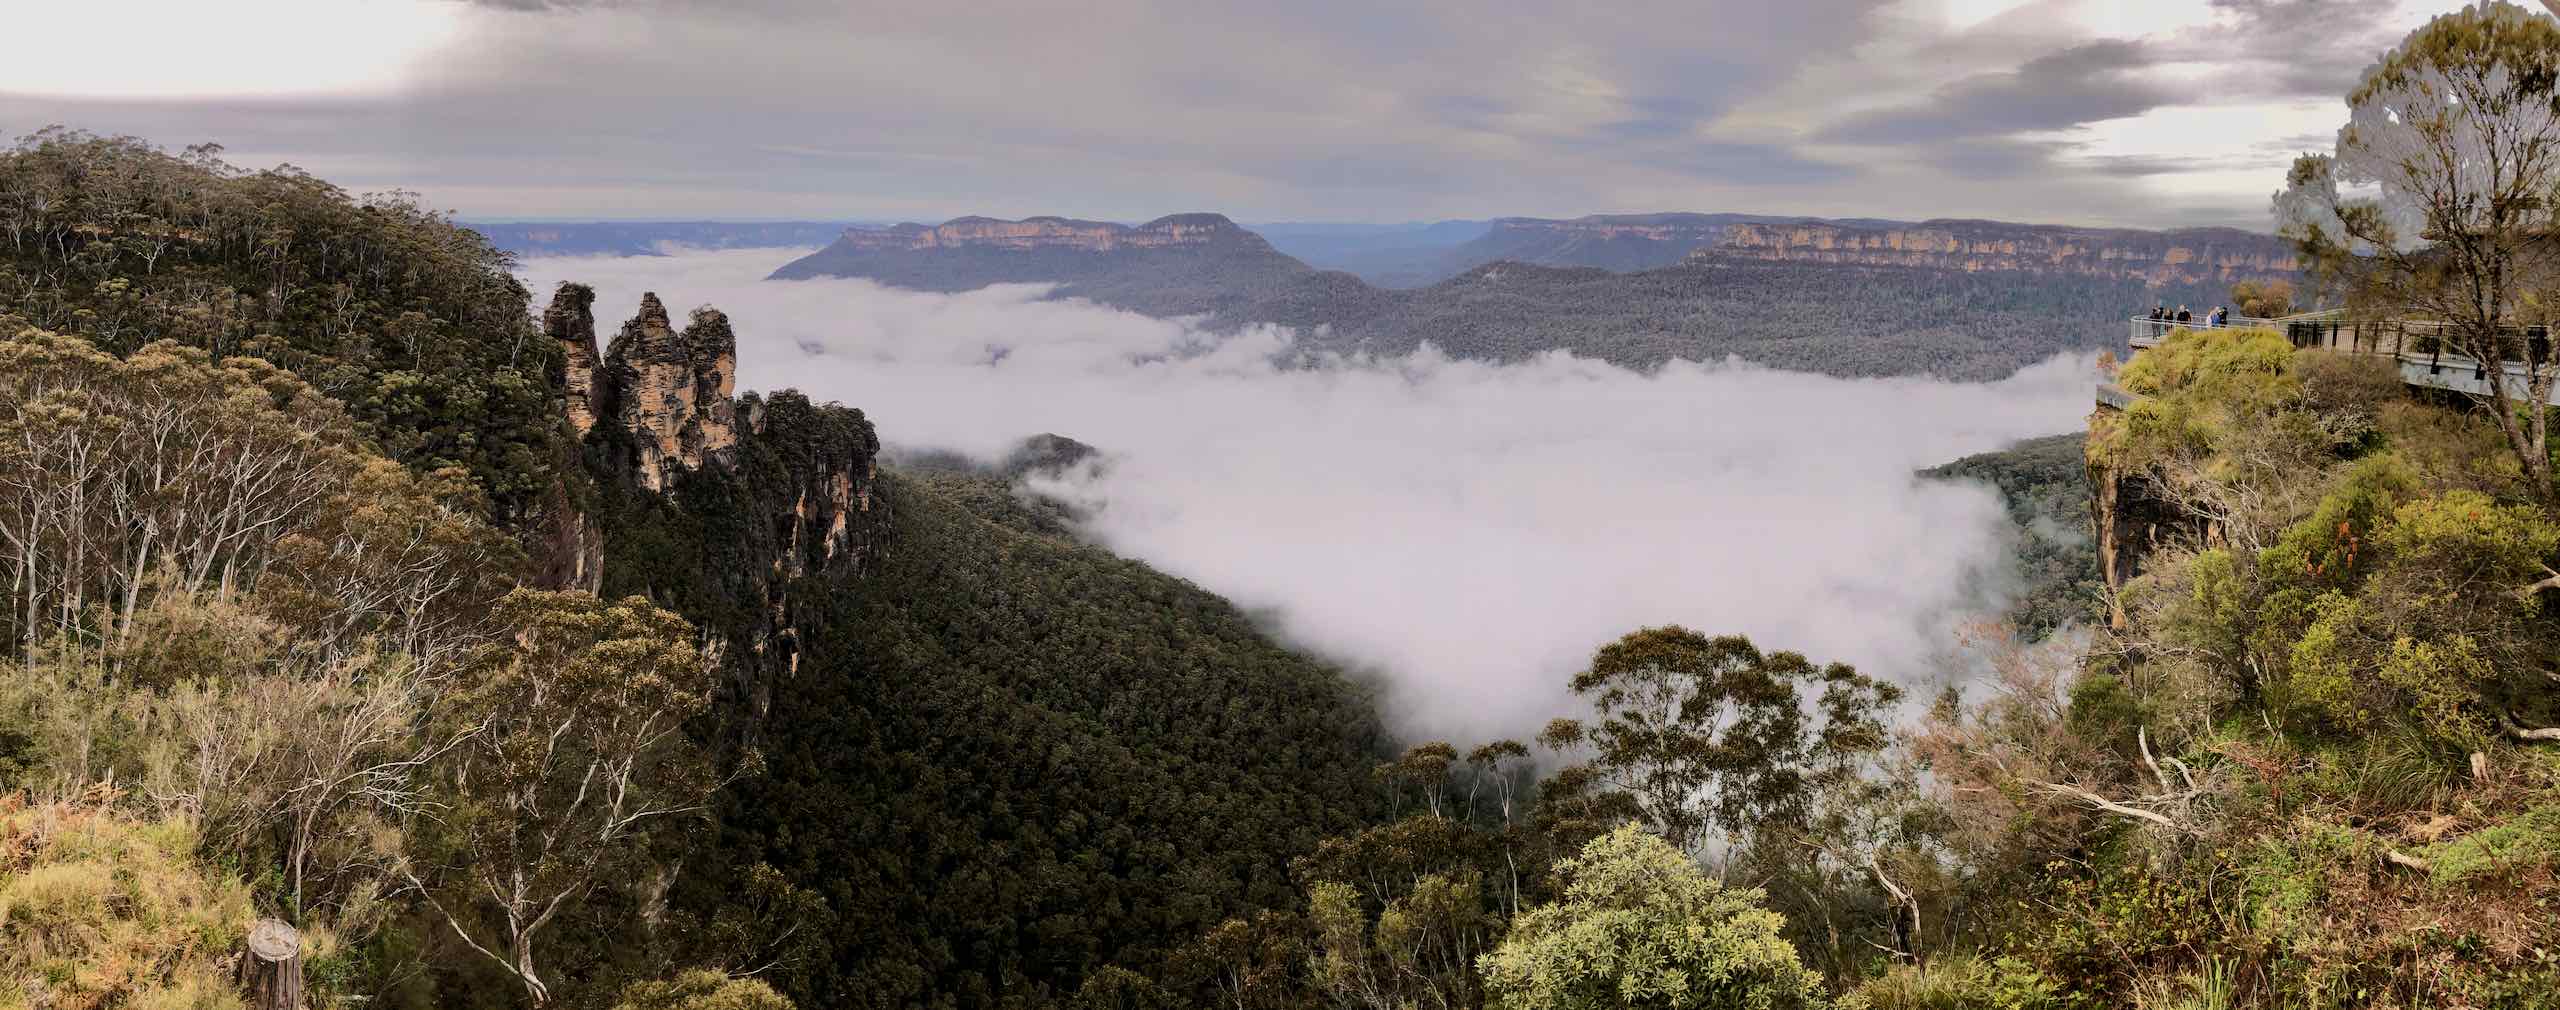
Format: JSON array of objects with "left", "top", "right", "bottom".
[
  {"left": 832, "top": 212, "right": 1265, "bottom": 253},
  {"left": 600, "top": 293, "right": 741, "bottom": 492},
  {"left": 545, "top": 283, "right": 603, "bottom": 437},
  {"left": 2088, "top": 407, "right": 2187, "bottom": 631},
  {"left": 532, "top": 283, "right": 608, "bottom": 594},
  {"left": 722, "top": 390, "right": 885, "bottom": 716},
  {"left": 1703, "top": 221, "right": 2298, "bottom": 288},
  {"left": 747, "top": 394, "right": 880, "bottom": 581}
]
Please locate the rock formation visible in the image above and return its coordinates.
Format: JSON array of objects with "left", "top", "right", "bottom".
[
  {"left": 544, "top": 282, "right": 602, "bottom": 437},
  {"left": 532, "top": 283, "right": 607, "bottom": 593},
  {"left": 540, "top": 284, "right": 887, "bottom": 732},
  {"left": 599, "top": 293, "right": 740, "bottom": 491}
]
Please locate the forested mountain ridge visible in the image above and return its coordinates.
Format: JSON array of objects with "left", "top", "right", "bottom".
[
  {"left": 1248, "top": 219, "right": 1494, "bottom": 287},
  {"left": 771, "top": 211, "right": 2278, "bottom": 380}
]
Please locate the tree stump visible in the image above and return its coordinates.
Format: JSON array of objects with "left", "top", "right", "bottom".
[{"left": 239, "top": 918, "right": 305, "bottom": 1010}]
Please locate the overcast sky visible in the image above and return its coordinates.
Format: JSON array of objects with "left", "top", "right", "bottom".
[{"left": 0, "top": 0, "right": 2460, "bottom": 227}]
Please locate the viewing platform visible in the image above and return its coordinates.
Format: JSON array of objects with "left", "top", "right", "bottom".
[{"left": 2104, "top": 313, "right": 2560, "bottom": 409}]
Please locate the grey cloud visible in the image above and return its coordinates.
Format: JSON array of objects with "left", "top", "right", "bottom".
[
  {"left": 1, "top": 0, "right": 2443, "bottom": 227},
  {"left": 2080, "top": 153, "right": 2210, "bottom": 177},
  {"left": 1816, "top": 41, "right": 2183, "bottom": 145},
  {"left": 1650, "top": 141, "right": 1858, "bottom": 185},
  {"left": 1920, "top": 138, "right": 2076, "bottom": 181},
  {"left": 2191, "top": 0, "right": 2405, "bottom": 98}
]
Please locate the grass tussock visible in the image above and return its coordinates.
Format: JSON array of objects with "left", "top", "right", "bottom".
[{"left": 0, "top": 789, "right": 250, "bottom": 1010}]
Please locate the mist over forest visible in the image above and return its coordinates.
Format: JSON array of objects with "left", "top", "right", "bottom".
[{"left": 520, "top": 248, "right": 2093, "bottom": 738}]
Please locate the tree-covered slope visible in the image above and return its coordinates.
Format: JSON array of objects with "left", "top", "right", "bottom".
[
  {"left": 1920, "top": 433, "right": 2100, "bottom": 637},
  {"left": 715, "top": 468, "right": 1387, "bottom": 1006},
  {"left": 0, "top": 128, "right": 570, "bottom": 528}
]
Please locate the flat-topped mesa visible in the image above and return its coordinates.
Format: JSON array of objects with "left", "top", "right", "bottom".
[
  {"left": 1698, "top": 220, "right": 2298, "bottom": 287},
  {"left": 831, "top": 212, "right": 1262, "bottom": 253},
  {"left": 601, "top": 292, "right": 741, "bottom": 491}
]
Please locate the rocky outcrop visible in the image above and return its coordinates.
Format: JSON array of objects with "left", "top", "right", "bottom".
[
  {"left": 531, "top": 283, "right": 608, "bottom": 594},
  {"left": 545, "top": 283, "right": 603, "bottom": 437},
  {"left": 744, "top": 393, "right": 882, "bottom": 580},
  {"left": 600, "top": 293, "right": 740, "bottom": 491},
  {"left": 1703, "top": 221, "right": 2297, "bottom": 288},
  {"left": 534, "top": 499, "right": 605, "bottom": 594},
  {"left": 723, "top": 390, "right": 885, "bottom": 717},
  {"left": 2088, "top": 418, "right": 2184, "bottom": 631},
  {"left": 540, "top": 283, "right": 887, "bottom": 736}
]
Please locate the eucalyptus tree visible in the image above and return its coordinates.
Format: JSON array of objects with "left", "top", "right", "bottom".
[
  {"left": 410, "top": 589, "right": 725, "bottom": 1007},
  {"left": 1537, "top": 627, "right": 1899, "bottom": 860},
  {"left": 2277, "top": 1, "right": 2560, "bottom": 502}
]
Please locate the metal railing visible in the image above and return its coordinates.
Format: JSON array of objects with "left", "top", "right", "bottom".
[
  {"left": 2127, "top": 315, "right": 2291, "bottom": 347},
  {"left": 2110, "top": 312, "right": 2560, "bottom": 408},
  {"left": 2095, "top": 381, "right": 2140, "bottom": 410}
]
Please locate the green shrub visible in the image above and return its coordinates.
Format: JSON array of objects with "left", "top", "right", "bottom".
[
  {"left": 1847, "top": 954, "right": 2059, "bottom": 1010},
  {"left": 609, "top": 969, "right": 795, "bottom": 1010},
  {"left": 2423, "top": 803, "right": 2560, "bottom": 887},
  {"left": 1478, "top": 824, "right": 1829, "bottom": 1010}
]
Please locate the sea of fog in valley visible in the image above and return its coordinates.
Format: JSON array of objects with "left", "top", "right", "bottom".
[{"left": 518, "top": 247, "right": 2098, "bottom": 741}]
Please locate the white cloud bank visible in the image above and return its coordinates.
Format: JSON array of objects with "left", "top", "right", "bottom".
[{"left": 519, "top": 247, "right": 2096, "bottom": 741}]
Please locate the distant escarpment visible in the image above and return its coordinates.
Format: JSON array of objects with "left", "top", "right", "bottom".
[
  {"left": 1415, "top": 214, "right": 2298, "bottom": 288},
  {"left": 769, "top": 213, "right": 1316, "bottom": 316},
  {"left": 1439, "top": 213, "right": 1844, "bottom": 274},
  {"left": 1702, "top": 220, "right": 2296, "bottom": 288},
  {"left": 768, "top": 209, "right": 2297, "bottom": 380}
]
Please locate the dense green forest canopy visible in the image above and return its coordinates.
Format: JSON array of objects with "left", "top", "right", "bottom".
[
  {"left": 0, "top": 128, "right": 569, "bottom": 526},
  {"left": 706, "top": 467, "right": 1389, "bottom": 1004}
]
